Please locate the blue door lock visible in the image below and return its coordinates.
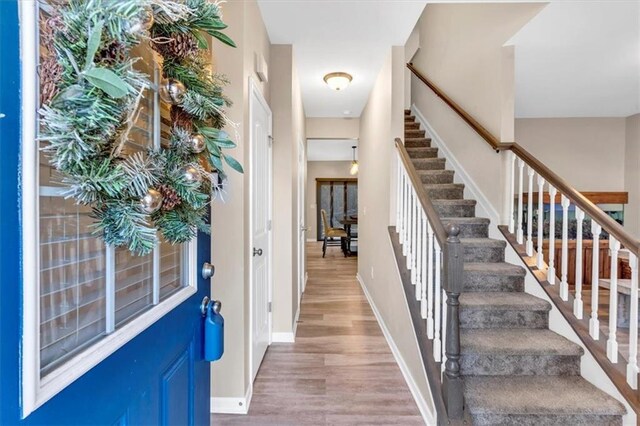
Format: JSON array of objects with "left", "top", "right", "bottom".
[{"left": 203, "top": 299, "right": 224, "bottom": 362}]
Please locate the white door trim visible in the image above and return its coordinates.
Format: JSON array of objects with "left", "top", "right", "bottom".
[{"left": 248, "top": 77, "right": 273, "bottom": 384}]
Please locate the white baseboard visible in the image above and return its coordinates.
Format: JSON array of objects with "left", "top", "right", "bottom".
[
  {"left": 356, "top": 273, "right": 437, "bottom": 425},
  {"left": 306, "top": 238, "right": 317, "bottom": 242},
  {"left": 211, "top": 385, "right": 253, "bottom": 414},
  {"left": 271, "top": 332, "right": 295, "bottom": 343},
  {"left": 411, "top": 104, "right": 501, "bottom": 224}
]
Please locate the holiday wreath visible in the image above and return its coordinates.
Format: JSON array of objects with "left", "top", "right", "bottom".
[{"left": 39, "top": 0, "right": 239, "bottom": 255}]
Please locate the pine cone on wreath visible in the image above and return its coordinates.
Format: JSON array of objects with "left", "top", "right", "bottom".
[
  {"left": 157, "top": 184, "right": 182, "bottom": 211},
  {"left": 40, "top": 55, "right": 63, "bottom": 105},
  {"left": 97, "top": 40, "right": 127, "bottom": 66},
  {"left": 171, "top": 106, "right": 194, "bottom": 132},
  {"left": 152, "top": 32, "right": 198, "bottom": 60}
]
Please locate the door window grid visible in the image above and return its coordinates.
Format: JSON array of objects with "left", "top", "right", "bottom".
[{"left": 36, "top": 25, "right": 187, "bottom": 376}]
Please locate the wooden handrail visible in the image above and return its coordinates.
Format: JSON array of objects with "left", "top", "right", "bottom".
[
  {"left": 396, "top": 138, "right": 448, "bottom": 245},
  {"left": 407, "top": 62, "right": 640, "bottom": 256}
]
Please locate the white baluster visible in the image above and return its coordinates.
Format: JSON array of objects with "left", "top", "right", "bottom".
[
  {"left": 548, "top": 185, "right": 557, "bottom": 284},
  {"left": 508, "top": 152, "right": 516, "bottom": 234},
  {"left": 537, "top": 176, "right": 546, "bottom": 269},
  {"left": 404, "top": 183, "right": 411, "bottom": 261},
  {"left": 401, "top": 171, "right": 407, "bottom": 251},
  {"left": 396, "top": 155, "right": 402, "bottom": 233},
  {"left": 433, "top": 240, "right": 442, "bottom": 362},
  {"left": 516, "top": 158, "right": 525, "bottom": 244},
  {"left": 607, "top": 236, "right": 621, "bottom": 363},
  {"left": 426, "top": 223, "right": 434, "bottom": 337},
  {"left": 526, "top": 167, "right": 535, "bottom": 256},
  {"left": 421, "top": 212, "right": 428, "bottom": 313},
  {"left": 410, "top": 190, "right": 417, "bottom": 283},
  {"left": 589, "top": 222, "right": 602, "bottom": 340},
  {"left": 560, "top": 195, "right": 570, "bottom": 301},
  {"left": 415, "top": 199, "right": 422, "bottom": 300},
  {"left": 627, "top": 253, "right": 639, "bottom": 389},
  {"left": 573, "top": 207, "right": 585, "bottom": 319}
]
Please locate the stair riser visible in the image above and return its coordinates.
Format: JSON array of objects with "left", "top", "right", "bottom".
[
  {"left": 411, "top": 159, "right": 445, "bottom": 171},
  {"left": 448, "top": 222, "right": 488, "bottom": 238},
  {"left": 464, "top": 273, "right": 524, "bottom": 292},
  {"left": 463, "top": 245, "right": 505, "bottom": 263},
  {"left": 405, "top": 139, "right": 431, "bottom": 148},
  {"left": 407, "top": 148, "right": 438, "bottom": 159},
  {"left": 460, "top": 309, "right": 548, "bottom": 329},
  {"left": 405, "top": 130, "right": 426, "bottom": 138},
  {"left": 433, "top": 203, "right": 475, "bottom": 217},
  {"left": 460, "top": 354, "right": 580, "bottom": 376},
  {"left": 419, "top": 172, "right": 454, "bottom": 185},
  {"left": 469, "top": 414, "right": 622, "bottom": 426},
  {"left": 404, "top": 122, "right": 420, "bottom": 130},
  {"left": 424, "top": 186, "right": 464, "bottom": 200}
]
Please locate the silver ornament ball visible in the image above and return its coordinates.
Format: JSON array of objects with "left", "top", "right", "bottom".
[
  {"left": 159, "top": 79, "right": 186, "bottom": 105},
  {"left": 140, "top": 189, "right": 163, "bottom": 214},
  {"left": 190, "top": 134, "right": 206, "bottom": 153},
  {"left": 183, "top": 166, "right": 203, "bottom": 184}
]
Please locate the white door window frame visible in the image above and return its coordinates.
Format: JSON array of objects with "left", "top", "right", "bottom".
[
  {"left": 20, "top": 2, "right": 198, "bottom": 417},
  {"left": 248, "top": 77, "right": 273, "bottom": 384}
]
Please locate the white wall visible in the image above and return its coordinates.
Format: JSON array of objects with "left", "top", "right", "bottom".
[
  {"left": 305, "top": 161, "right": 353, "bottom": 240},
  {"left": 515, "top": 118, "right": 627, "bottom": 191},
  {"left": 270, "top": 44, "right": 306, "bottom": 336},
  {"left": 410, "top": 3, "right": 544, "bottom": 222},
  {"left": 210, "top": 0, "right": 271, "bottom": 402},
  {"left": 306, "top": 118, "right": 360, "bottom": 139},
  {"left": 626, "top": 113, "right": 640, "bottom": 238},
  {"left": 358, "top": 47, "right": 435, "bottom": 422}
]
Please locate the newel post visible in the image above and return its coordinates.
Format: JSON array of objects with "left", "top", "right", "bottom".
[{"left": 442, "top": 223, "right": 464, "bottom": 420}]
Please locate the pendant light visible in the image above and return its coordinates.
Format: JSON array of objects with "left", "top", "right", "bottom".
[{"left": 350, "top": 146, "right": 358, "bottom": 175}]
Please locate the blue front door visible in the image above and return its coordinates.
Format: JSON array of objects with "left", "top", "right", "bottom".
[{"left": 1, "top": 2, "right": 211, "bottom": 424}]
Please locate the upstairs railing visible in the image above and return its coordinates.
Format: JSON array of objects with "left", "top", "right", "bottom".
[
  {"left": 395, "top": 138, "right": 465, "bottom": 421},
  {"left": 408, "top": 62, "right": 640, "bottom": 411}
]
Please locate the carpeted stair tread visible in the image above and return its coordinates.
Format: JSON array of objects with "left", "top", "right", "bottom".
[
  {"left": 464, "top": 376, "right": 626, "bottom": 416},
  {"left": 417, "top": 170, "right": 455, "bottom": 184},
  {"left": 461, "top": 329, "right": 583, "bottom": 356},
  {"left": 464, "top": 262, "right": 526, "bottom": 277},
  {"left": 423, "top": 183, "right": 465, "bottom": 200},
  {"left": 406, "top": 147, "right": 439, "bottom": 158},
  {"left": 410, "top": 158, "right": 446, "bottom": 170},
  {"left": 460, "top": 238, "right": 506, "bottom": 249},
  {"left": 460, "top": 292, "right": 550, "bottom": 311},
  {"left": 441, "top": 217, "right": 490, "bottom": 225}
]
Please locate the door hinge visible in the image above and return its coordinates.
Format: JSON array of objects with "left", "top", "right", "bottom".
[
  {"left": 268, "top": 135, "right": 273, "bottom": 147},
  {"left": 267, "top": 220, "right": 272, "bottom": 231},
  {"left": 268, "top": 302, "right": 272, "bottom": 313}
]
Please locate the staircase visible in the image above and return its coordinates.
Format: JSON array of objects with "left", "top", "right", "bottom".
[{"left": 402, "top": 109, "right": 626, "bottom": 425}]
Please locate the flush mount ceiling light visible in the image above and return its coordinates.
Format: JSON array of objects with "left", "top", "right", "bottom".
[
  {"left": 324, "top": 72, "right": 353, "bottom": 91},
  {"left": 350, "top": 146, "right": 358, "bottom": 175}
]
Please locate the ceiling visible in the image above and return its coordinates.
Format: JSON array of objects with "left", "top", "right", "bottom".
[
  {"left": 511, "top": 1, "right": 640, "bottom": 118},
  {"left": 257, "top": 0, "right": 427, "bottom": 118},
  {"left": 307, "top": 139, "right": 358, "bottom": 161}
]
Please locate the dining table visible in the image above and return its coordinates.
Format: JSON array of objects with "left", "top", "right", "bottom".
[{"left": 339, "top": 216, "right": 358, "bottom": 255}]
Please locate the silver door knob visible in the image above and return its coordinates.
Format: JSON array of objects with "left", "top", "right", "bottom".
[
  {"left": 202, "top": 262, "right": 215, "bottom": 279},
  {"left": 301, "top": 226, "right": 310, "bottom": 231},
  {"left": 253, "top": 248, "right": 263, "bottom": 257}
]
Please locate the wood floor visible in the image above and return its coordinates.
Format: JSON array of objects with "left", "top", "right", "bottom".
[{"left": 211, "top": 242, "right": 423, "bottom": 425}]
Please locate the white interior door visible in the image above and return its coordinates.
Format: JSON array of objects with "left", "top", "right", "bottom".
[
  {"left": 250, "top": 80, "right": 272, "bottom": 382},
  {"left": 297, "top": 139, "right": 307, "bottom": 301}
]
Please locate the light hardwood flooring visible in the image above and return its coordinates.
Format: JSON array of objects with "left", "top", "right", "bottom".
[{"left": 211, "top": 242, "right": 423, "bottom": 425}]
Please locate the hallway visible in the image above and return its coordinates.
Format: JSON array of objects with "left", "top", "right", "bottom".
[{"left": 211, "top": 242, "right": 423, "bottom": 425}]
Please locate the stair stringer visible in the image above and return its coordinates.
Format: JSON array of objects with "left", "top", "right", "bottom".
[
  {"left": 411, "top": 104, "right": 635, "bottom": 425},
  {"left": 411, "top": 104, "right": 502, "bottom": 230},
  {"left": 502, "top": 240, "right": 636, "bottom": 425}
]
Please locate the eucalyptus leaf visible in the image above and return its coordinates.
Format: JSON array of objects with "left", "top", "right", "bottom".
[
  {"left": 223, "top": 154, "right": 244, "bottom": 174},
  {"left": 199, "top": 127, "right": 223, "bottom": 138},
  {"left": 206, "top": 140, "right": 221, "bottom": 156},
  {"left": 85, "top": 21, "right": 104, "bottom": 71},
  {"left": 192, "top": 31, "right": 209, "bottom": 50},
  {"left": 208, "top": 31, "right": 236, "bottom": 48},
  {"left": 58, "top": 84, "right": 84, "bottom": 101},
  {"left": 209, "top": 154, "right": 224, "bottom": 171},
  {"left": 84, "top": 67, "right": 129, "bottom": 98},
  {"left": 215, "top": 139, "right": 236, "bottom": 149}
]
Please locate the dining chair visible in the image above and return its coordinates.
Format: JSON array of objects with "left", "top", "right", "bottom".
[{"left": 320, "top": 209, "right": 348, "bottom": 258}]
